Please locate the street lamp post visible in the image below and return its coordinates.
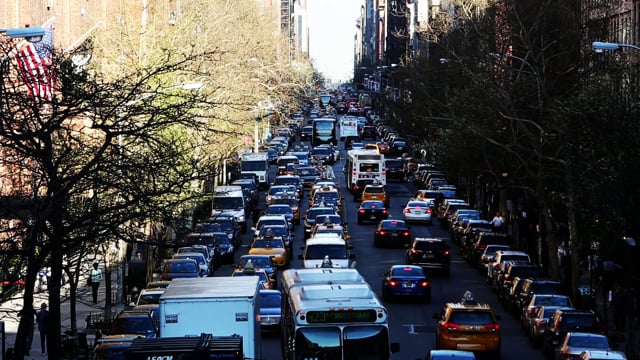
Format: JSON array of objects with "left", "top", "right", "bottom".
[{"left": 592, "top": 41, "right": 640, "bottom": 52}]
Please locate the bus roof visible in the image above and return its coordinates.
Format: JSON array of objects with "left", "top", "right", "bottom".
[
  {"left": 281, "top": 268, "right": 366, "bottom": 292},
  {"left": 287, "top": 283, "right": 387, "bottom": 318}
]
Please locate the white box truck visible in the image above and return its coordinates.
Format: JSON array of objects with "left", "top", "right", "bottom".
[{"left": 158, "top": 276, "right": 261, "bottom": 359}]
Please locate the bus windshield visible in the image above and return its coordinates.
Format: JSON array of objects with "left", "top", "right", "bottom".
[
  {"left": 314, "top": 121, "right": 335, "bottom": 130},
  {"left": 295, "top": 327, "right": 341, "bottom": 359},
  {"left": 343, "top": 326, "right": 391, "bottom": 360},
  {"left": 241, "top": 161, "right": 267, "bottom": 171}
]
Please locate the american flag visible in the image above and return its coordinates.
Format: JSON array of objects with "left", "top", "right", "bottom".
[{"left": 15, "top": 25, "right": 55, "bottom": 103}]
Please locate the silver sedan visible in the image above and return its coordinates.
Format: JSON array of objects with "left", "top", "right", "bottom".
[{"left": 402, "top": 200, "right": 433, "bottom": 224}]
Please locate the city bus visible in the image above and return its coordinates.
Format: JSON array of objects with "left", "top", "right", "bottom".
[
  {"left": 345, "top": 149, "right": 386, "bottom": 190},
  {"left": 280, "top": 269, "right": 400, "bottom": 360},
  {"left": 312, "top": 118, "right": 338, "bottom": 147}
]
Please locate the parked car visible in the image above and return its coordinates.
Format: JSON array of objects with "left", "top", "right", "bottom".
[
  {"left": 555, "top": 332, "right": 611, "bottom": 360},
  {"left": 541, "top": 309, "right": 603, "bottom": 357}
]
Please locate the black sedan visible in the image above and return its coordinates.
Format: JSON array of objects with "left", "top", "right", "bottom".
[
  {"left": 373, "top": 219, "right": 411, "bottom": 248},
  {"left": 381, "top": 265, "right": 431, "bottom": 302},
  {"left": 357, "top": 200, "right": 388, "bottom": 224}
]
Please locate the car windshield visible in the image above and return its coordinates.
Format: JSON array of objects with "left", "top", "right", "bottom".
[
  {"left": 258, "top": 226, "right": 288, "bottom": 237},
  {"left": 260, "top": 293, "right": 282, "bottom": 308},
  {"left": 315, "top": 215, "right": 342, "bottom": 224},
  {"left": 298, "top": 168, "right": 319, "bottom": 176},
  {"left": 267, "top": 206, "right": 292, "bottom": 215},
  {"left": 239, "top": 257, "right": 273, "bottom": 269},
  {"left": 415, "top": 241, "right": 446, "bottom": 251},
  {"left": 252, "top": 239, "right": 285, "bottom": 249},
  {"left": 364, "top": 187, "right": 384, "bottom": 194},
  {"left": 535, "top": 296, "right": 572, "bottom": 307},
  {"left": 407, "top": 201, "right": 429, "bottom": 208},
  {"left": 305, "top": 245, "right": 348, "bottom": 259},
  {"left": 212, "top": 197, "right": 243, "bottom": 210},
  {"left": 380, "top": 220, "right": 406, "bottom": 229},
  {"left": 137, "top": 293, "right": 163, "bottom": 305},
  {"left": 361, "top": 201, "right": 384, "bottom": 208},
  {"left": 391, "top": 267, "right": 424, "bottom": 277},
  {"left": 449, "top": 312, "right": 495, "bottom": 325},
  {"left": 166, "top": 261, "right": 198, "bottom": 273},
  {"left": 111, "top": 317, "right": 155, "bottom": 335},
  {"left": 174, "top": 255, "right": 204, "bottom": 265}
]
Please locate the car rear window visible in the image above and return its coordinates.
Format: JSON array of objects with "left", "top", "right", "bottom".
[
  {"left": 449, "top": 311, "right": 495, "bottom": 325},
  {"left": 364, "top": 186, "right": 384, "bottom": 193},
  {"left": 531, "top": 282, "right": 562, "bottom": 294},
  {"left": 559, "top": 314, "right": 597, "bottom": 331},
  {"left": 415, "top": 241, "right": 446, "bottom": 251},
  {"left": 535, "top": 296, "right": 572, "bottom": 307},
  {"left": 359, "top": 163, "right": 380, "bottom": 172},
  {"left": 381, "top": 220, "right": 406, "bottom": 229},
  {"left": 392, "top": 267, "right": 424, "bottom": 277}
]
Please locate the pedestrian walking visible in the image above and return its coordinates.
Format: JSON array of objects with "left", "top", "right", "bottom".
[
  {"left": 491, "top": 212, "right": 505, "bottom": 232},
  {"left": 89, "top": 262, "right": 103, "bottom": 304},
  {"left": 35, "top": 303, "right": 49, "bottom": 356}
]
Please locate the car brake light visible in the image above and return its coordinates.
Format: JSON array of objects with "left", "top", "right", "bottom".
[
  {"left": 484, "top": 323, "right": 500, "bottom": 331},
  {"left": 420, "top": 281, "right": 429, "bottom": 287},
  {"left": 388, "top": 280, "right": 398, "bottom": 286},
  {"left": 444, "top": 250, "right": 450, "bottom": 255},
  {"left": 378, "top": 230, "right": 387, "bottom": 235},
  {"left": 528, "top": 307, "right": 537, "bottom": 315},
  {"left": 382, "top": 209, "right": 388, "bottom": 214},
  {"left": 411, "top": 249, "right": 419, "bottom": 254},
  {"left": 404, "top": 208, "right": 411, "bottom": 213},
  {"left": 359, "top": 209, "right": 365, "bottom": 214},
  {"left": 402, "top": 231, "right": 410, "bottom": 236},
  {"left": 443, "top": 323, "right": 460, "bottom": 331},
  {"left": 427, "top": 208, "right": 432, "bottom": 213},
  {"left": 354, "top": 185, "right": 359, "bottom": 191}
]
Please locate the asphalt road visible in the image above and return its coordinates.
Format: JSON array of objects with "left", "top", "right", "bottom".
[{"left": 218, "top": 143, "right": 547, "bottom": 360}]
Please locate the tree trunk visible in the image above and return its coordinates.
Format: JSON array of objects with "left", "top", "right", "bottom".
[
  {"left": 13, "top": 270, "right": 36, "bottom": 358},
  {"left": 536, "top": 175, "right": 561, "bottom": 280},
  {"left": 47, "top": 246, "right": 63, "bottom": 358},
  {"left": 565, "top": 165, "right": 581, "bottom": 302}
]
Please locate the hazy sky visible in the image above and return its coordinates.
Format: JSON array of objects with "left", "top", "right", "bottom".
[{"left": 307, "top": 0, "right": 361, "bottom": 83}]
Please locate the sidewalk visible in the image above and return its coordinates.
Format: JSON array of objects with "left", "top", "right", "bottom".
[
  {"left": 579, "top": 270, "right": 639, "bottom": 359},
  {"left": 0, "top": 268, "right": 123, "bottom": 359}
]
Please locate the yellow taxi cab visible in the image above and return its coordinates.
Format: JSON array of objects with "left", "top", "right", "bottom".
[
  {"left": 363, "top": 143, "right": 381, "bottom": 154},
  {"left": 248, "top": 236, "right": 289, "bottom": 268},
  {"left": 310, "top": 218, "right": 351, "bottom": 242},
  {"left": 433, "top": 291, "right": 501, "bottom": 356},
  {"left": 231, "top": 260, "right": 275, "bottom": 289},
  {"left": 360, "top": 184, "right": 390, "bottom": 207},
  {"left": 271, "top": 195, "right": 301, "bottom": 225}
]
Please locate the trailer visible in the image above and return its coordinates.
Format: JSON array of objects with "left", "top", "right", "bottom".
[{"left": 158, "top": 277, "right": 261, "bottom": 359}]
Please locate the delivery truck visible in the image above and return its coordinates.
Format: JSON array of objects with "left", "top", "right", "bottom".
[{"left": 158, "top": 277, "right": 261, "bottom": 359}]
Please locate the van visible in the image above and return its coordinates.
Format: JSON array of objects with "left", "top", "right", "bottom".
[
  {"left": 212, "top": 186, "right": 247, "bottom": 233},
  {"left": 298, "top": 234, "right": 355, "bottom": 268}
]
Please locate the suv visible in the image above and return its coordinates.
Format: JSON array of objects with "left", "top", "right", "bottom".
[
  {"left": 514, "top": 279, "right": 564, "bottom": 318},
  {"left": 110, "top": 309, "right": 158, "bottom": 338},
  {"left": 360, "top": 184, "right": 390, "bottom": 207},
  {"left": 406, "top": 238, "right": 451, "bottom": 276},
  {"left": 541, "top": 309, "right": 602, "bottom": 357},
  {"left": 433, "top": 291, "right": 501, "bottom": 357}
]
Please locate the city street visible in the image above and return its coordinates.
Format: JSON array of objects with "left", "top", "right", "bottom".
[{"left": 216, "top": 143, "right": 548, "bottom": 359}]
